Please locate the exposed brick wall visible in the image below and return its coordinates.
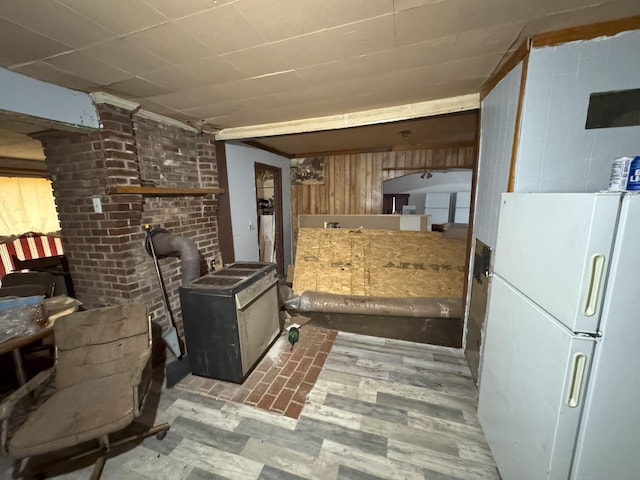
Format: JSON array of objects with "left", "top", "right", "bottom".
[{"left": 35, "top": 102, "right": 221, "bottom": 346}]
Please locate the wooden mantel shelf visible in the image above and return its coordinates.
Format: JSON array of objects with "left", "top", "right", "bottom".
[{"left": 107, "top": 186, "right": 224, "bottom": 196}]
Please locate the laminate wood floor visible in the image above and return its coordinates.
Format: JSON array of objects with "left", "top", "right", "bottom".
[{"left": 0, "top": 332, "right": 498, "bottom": 480}]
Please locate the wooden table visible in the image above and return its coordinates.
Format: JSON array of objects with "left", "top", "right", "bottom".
[
  {"left": 0, "top": 322, "right": 54, "bottom": 386},
  {"left": 0, "top": 296, "right": 80, "bottom": 386}
]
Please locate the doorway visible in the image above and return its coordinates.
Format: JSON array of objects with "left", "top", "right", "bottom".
[{"left": 254, "top": 163, "right": 285, "bottom": 276}]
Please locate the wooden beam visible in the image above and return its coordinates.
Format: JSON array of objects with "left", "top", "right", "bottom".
[
  {"left": 215, "top": 94, "right": 480, "bottom": 141},
  {"left": 507, "top": 49, "right": 531, "bottom": 192},
  {"left": 532, "top": 15, "right": 640, "bottom": 48},
  {"left": 480, "top": 40, "right": 531, "bottom": 101},
  {"left": 106, "top": 186, "right": 224, "bottom": 196},
  {"left": 0, "top": 157, "right": 48, "bottom": 178}
]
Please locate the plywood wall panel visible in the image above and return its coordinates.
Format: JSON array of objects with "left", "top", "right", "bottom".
[{"left": 293, "top": 228, "right": 467, "bottom": 298}]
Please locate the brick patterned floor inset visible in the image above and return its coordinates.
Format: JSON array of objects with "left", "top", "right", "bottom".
[{"left": 176, "top": 315, "right": 337, "bottom": 419}]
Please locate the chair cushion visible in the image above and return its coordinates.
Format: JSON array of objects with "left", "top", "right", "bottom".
[
  {"left": 55, "top": 333, "right": 149, "bottom": 390},
  {"left": 9, "top": 373, "right": 136, "bottom": 458},
  {"left": 54, "top": 303, "right": 147, "bottom": 350}
]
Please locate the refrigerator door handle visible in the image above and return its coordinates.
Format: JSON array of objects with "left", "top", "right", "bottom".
[
  {"left": 583, "top": 254, "right": 605, "bottom": 317},
  {"left": 566, "top": 353, "right": 587, "bottom": 408}
]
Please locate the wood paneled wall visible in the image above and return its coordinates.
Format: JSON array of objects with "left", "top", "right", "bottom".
[{"left": 291, "top": 146, "right": 476, "bottom": 251}]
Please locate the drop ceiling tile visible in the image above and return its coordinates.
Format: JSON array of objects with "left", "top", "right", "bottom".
[
  {"left": 44, "top": 51, "right": 131, "bottom": 86},
  {"left": 142, "top": 0, "right": 223, "bottom": 20},
  {"left": 272, "top": 14, "right": 396, "bottom": 69},
  {"left": 57, "top": 0, "right": 167, "bottom": 35},
  {"left": 0, "top": 18, "right": 71, "bottom": 67},
  {"left": 235, "top": 0, "right": 393, "bottom": 42},
  {"left": 143, "top": 65, "right": 208, "bottom": 91},
  {"left": 393, "top": 0, "right": 532, "bottom": 47},
  {"left": 82, "top": 37, "right": 170, "bottom": 75},
  {"left": 394, "top": 0, "right": 440, "bottom": 11},
  {"left": 106, "top": 76, "right": 172, "bottom": 98},
  {"left": 149, "top": 85, "right": 231, "bottom": 110},
  {"left": 0, "top": 1, "right": 116, "bottom": 48},
  {"left": 127, "top": 22, "right": 212, "bottom": 63},
  {"left": 11, "top": 61, "right": 99, "bottom": 91},
  {"left": 146, "top": 92, "right": 212, "bottom": 112},
  {"left": 241, "top": 94, "right": 284, "bottom": 111},
  {"left": 175, "top": 4, "right": 267, "bottom": 55},
  {"left": 182, "top": 99, "right": 247, "bottom": 119},
  {"left": 249, "top": 70, "right": 304, "bottom": 94},
  {"left": 214, "top": 78, "right": 270, "bottom": 98},
  {"left": 222, "top": 44, "right": 293, "bottom": 77},
  {"left": 177, "top": 56, "right": 244, "bottom": 85}
]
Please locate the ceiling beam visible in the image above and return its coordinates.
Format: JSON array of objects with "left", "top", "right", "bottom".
[
  {"left": 0, "top": 157, "right": 48, "bottom": 178},
  {"left": 215, "top": 94, "right": 480, "bottom": 141}
]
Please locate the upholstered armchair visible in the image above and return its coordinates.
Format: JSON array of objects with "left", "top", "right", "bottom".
[{"left": 0, "top": 303, "right": 170, "bottom": 479}]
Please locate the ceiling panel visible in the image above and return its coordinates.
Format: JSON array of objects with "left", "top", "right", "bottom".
[
  {"left": 43, "top": 51, "right": 131, "bottom": 87},
  {"left": 82, "top": 37, "right": 170, "bottom": 76},
  {"left": 175, "top": 4, "right": 267, "bottom": 55},
  {"left": 270, "top": 15, "right": 396, "bottom": 69},
  {"left": 235, "top": 0, "right": 394, "bottom": 42},
  {"left": 57, "top": 0, "right": 167, "bottom": 36},
  {"left": 142, "top": 0, "right": 223, "bottom": 21},
  {"left": 0, "top": 0, "right": 638, "bottom": 161},
  {"left": 0, "top": 18, "right": 70, "bottom": 66},
  {"left": 0, "top": 0, "right": 115, "bottom": 48}
]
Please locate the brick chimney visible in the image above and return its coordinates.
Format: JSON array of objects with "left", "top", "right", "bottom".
[{"left": 34, "top": 95, "right": 221, "bottom": 342}]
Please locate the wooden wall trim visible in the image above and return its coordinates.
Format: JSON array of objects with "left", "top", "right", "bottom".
[
  {"left": 507, "top": 50, "right": 531, "bottom": 193},
  {"left": 532, "top": 15, "right": 640, "bottom": 48},
  {"left": 215, "top": 141, "right": 236, "bottom": 266},
  {"left": 480, "top": 39, "right": 530, "bottom": 101}
]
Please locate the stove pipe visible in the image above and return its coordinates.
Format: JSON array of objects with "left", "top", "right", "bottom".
[{"left": 146, "top": 229, "right": 200, "bottom": 285}]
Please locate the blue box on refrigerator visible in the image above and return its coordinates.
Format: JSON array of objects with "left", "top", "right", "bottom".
[{"left": 626, "top": 156, "right": 640, "bottom": 191}]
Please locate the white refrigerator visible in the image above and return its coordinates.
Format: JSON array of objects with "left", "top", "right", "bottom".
[{"left": 478, "top": 192, "right": 640, "bottom": 480}]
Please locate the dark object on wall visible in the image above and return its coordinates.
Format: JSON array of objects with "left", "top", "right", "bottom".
[
  {"left": 586, "top": 88, "right": 640, "bottom": 129},
  {"left": 179, "top": 262, "right": 281, "bottom": 383}
]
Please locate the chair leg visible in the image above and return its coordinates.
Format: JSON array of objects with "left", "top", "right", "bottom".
[
  {"left": 11, "top": 424, "right": 169, "bottom": 479},
  {"left": 88, "top": 435, "right": 109, "bottom": 480},
  {"left": 89, "top": 453, "right": 107, "bottom": 480}
]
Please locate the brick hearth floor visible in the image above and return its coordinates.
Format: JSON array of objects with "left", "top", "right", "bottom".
[{"left": 175, "top": 315, "right": 337, "bottom": 419}]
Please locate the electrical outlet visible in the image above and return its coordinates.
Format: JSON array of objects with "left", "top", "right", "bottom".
[{"left": 92, "top": 197, "right": 102, "bottom": 213}]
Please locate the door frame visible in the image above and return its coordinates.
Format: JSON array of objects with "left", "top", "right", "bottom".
[{"left": 254, "top": 162, "right": 285, "bottom": 276}]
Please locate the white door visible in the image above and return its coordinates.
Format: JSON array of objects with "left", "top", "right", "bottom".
[
  {"left": 478, "top": 275, "right": 594, "bottom": 480},
  {"left": 494, "top": 193, "right": 620, "bottom": 334},
  {"left": 570, "top": 193, "right": 640, "bottom": 480}
]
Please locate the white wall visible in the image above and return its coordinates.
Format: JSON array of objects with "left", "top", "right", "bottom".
[
  {"left": 474, "top": 62, "right": 523, "bottom": 249},
  {"left": 384, "top": 169, "right": 472, "bottom": 194},
  {"left": 225, "top": 143, "right": 293, "bottom": 268},
  {"left": 515, "top": 30, "right": 640, "bottom": 192}
]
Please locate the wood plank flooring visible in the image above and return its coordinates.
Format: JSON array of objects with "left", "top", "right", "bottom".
[{"left": 0, "top": 332, "right": 498, "bottom": 479}]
